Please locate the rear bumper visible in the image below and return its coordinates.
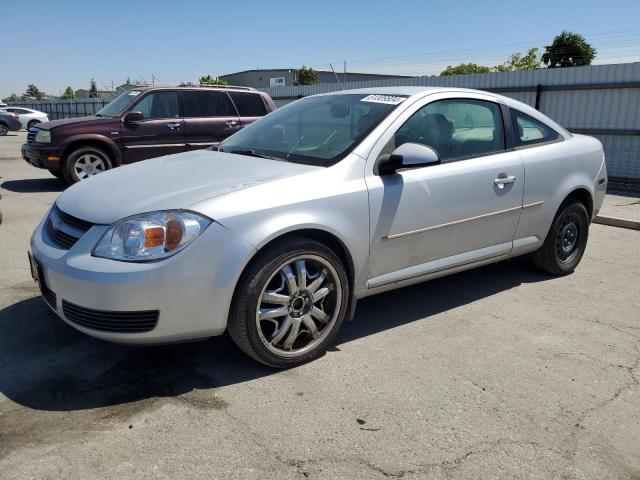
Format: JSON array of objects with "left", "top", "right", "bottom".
[{"left": 22, "top": 143, "right": 64, "bottom": 170}]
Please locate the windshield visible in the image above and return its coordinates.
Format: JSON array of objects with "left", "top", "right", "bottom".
[
  {"left": 96, "top": 90, "right": 142, "bottom": 117},
  {"left": 218, "top": 93, "right": 407, "bottom": 166}
]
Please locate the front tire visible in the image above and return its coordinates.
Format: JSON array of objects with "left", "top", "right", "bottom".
[
  {"left": 27, "top": 120, "right": 40, "bottom": 129},
  {"left": 228, "top": 237, "right": 350, "bottom": 368},
  {"left": 531, "top": 201, "right": 589, "bottom": 275},
  {"left": 63, "top": 146, "right": 112, "bottom": 184}
]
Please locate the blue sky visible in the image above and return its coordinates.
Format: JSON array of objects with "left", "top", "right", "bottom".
[{"left": 1, "top": 0, "right": 639, "bottom": 98}]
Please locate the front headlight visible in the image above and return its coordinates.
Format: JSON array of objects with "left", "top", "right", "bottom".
[
  {"left": 34, "top": 130, "right": 51, "bottom": 143},
  {"left": 92, "top": 211, "right": 212, "bottom": 262}
]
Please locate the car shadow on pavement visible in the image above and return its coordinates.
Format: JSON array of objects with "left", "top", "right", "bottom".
[
  {"left": 1, "top": 178, "right": 66, "bottom": 193},
  {"left": 0, "top": 261, "right": 551, "bottom": 412}
]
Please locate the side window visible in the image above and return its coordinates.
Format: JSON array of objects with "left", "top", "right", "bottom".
[
  {"left": 229, "top": 92, "right": 267, "bottom": 117},
  {"left": 511, "top": 109, "right": 560, "bottom": 147},
  {"left": 131, "top": 91, "right": 179, "bottom": 119},
  {"left": 394, "top": 99, "right": 505, "bottom": 162},
  {"left": 182, "top": 91, "right": 224, "bottom": 117}
]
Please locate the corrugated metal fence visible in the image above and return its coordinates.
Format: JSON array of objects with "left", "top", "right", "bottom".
[
  {"left": 260, "top": 62, "right": 640, "bottom": 186},
  {"left": 7, "top": 98, "right": 110, "bottom": 120}
]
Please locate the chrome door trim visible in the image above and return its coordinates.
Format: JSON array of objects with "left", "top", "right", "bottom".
[
  {"left": 383, "top": 206, "right": 522, "bottom": 240},
  {"left": 382, "top": 201, "right": 545, "bottom": 240},
  {"left": 124, "top": 143, "right": 186, "bottom": 149}
]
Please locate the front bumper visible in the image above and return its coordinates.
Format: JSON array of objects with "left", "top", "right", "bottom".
[
  {"left": 30, "top": 214, "right": 256, "bottom": 344},
  {"left": 22, "top": 143, "right": 65, "bottom": 170}
]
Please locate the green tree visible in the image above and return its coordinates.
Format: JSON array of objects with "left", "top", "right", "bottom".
[
  {"left": 542, "top": 31, "right": 596, "bottom": 68},
  {"left": 492, "top": 48, "right": 541, "bottom": 72},
  {"left": 198, "top": 75, "right": 228, "bottom": 86},
  {"left": 294, "top": 66, "right": 319, "bottom": 85},
  {"left": 440, "top": 63, "right": 491, "bottom": 76},
  {"left": 24, "top": 84, "right": 44, "bottom": 100},
  {"left": 89, "top": 79, "right": 98, "bottom": 98},
  {"left": 61, "top": 86, "right": 75, "bottom": 99},
  {"left": 4, "top": 93, "right": 19, "bottom": 102}
]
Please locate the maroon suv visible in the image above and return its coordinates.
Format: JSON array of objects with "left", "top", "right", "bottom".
[{"left": 21, "top": 86, "right": 276, "bottom": 184}]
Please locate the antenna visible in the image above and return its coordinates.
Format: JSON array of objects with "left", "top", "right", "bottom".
[{"left": 329, "top": 63, "right": 343, "bottom": 89}]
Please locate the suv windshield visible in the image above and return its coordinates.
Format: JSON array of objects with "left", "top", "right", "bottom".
[
  {"left": 96, "top": 90, "right": 142, "bottom": 117},
  {"left": 218, "top": 93, "right": 407, "bottom": 166}
]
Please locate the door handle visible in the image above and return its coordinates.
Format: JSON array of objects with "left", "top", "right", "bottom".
[
  {"left": 167, "top": 122, "right": 181, "bottom": 130},
  {"left": 225, "top": 120, "right": 238, "bottom": 127},
  {"left": 494, "top": 175, "right": 516, "bottom": 189}
]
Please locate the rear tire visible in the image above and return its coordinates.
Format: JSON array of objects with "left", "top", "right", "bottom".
[
  {"left": 228, "top": 237, "right": 349, "bottom": 368},
  {"left": 0, "top": 123, "right": 8, "bottom": 136},
  {"left": 531, "top": 201, "right": 589, "bottom": 275},
  {"left": 63, "top": 146, "right": 112, "bottom": 184},
  {"left": 27, "top": 120, "right": 40, "bottom": 129}
]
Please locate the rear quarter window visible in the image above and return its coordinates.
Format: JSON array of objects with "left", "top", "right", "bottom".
[
  {"left": 229, "top": 92, "right": 267, "bottom": 117},
  {"left": 511, "top": 109, "right": 560, "bottom": 147}
]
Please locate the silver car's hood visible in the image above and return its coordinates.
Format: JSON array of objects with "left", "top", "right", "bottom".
[{"left": 56, "top": 150, "right": 319, "bottom": 224}]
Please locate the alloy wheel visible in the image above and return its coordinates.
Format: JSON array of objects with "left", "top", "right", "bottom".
[
  {"left": 74, "top": 153, "right": 107, "bottom": 179},
  {"left": 256, "top": 254, "right": 342, "bottom": 358},
  {"left": 0, "top": 124, "right": 7, "bottom": 136}
]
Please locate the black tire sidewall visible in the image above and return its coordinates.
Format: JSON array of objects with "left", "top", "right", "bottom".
[
  {"left": 550, "top": 202, "right": 589, "bottom": 273},
  {"left": 0, "top": 123, "right": 7, "bottom": 136},
  {"left": 27, "top": 120, "right": 40, "bottom": 129},
  {"left": 63, "top": 146, "right": 111, "bottom": 184},
  {"left": 230, "top": 238, "right": 350, "bottom": 368}
]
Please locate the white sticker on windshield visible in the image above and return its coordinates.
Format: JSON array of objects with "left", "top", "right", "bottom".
[
  {"left": 360, "top": 94, "right": 406, "bottom": 105},
  {"left": 128, "top": 90, "right": 141, "bottom": 96}
]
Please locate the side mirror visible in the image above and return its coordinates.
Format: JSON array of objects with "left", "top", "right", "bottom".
[
  {"left": 375, "top": 142, "right": 440, "bottom": 175},
  {"left": 123, "top": 111, "right": 144, "bottom": 123}
]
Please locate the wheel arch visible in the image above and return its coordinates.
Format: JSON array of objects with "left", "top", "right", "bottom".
[
  {"left": 560, "top": 186, "right": 594, "bottom": 220},
  {"left": 239, "top": 227, "right": 356, "bottom": 294},
  {"left": 62, "top": 135, "right": 122, "bottom": 167}
]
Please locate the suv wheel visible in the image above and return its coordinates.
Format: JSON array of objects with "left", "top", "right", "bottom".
[
  {"left": 531, "top": 201, "right": 589, "bottom": 275},
  {"left": 228, "top": 237, "right": 349, "bottom": 368},
  {"left": 0, "top": 123, "right": 8, "bottom": 136},
  {"left": 63, "top": 146, "right": 112, "bottom": 184},
  {"left": 27, "top": 120, "right": 40, "bottom": 129}
]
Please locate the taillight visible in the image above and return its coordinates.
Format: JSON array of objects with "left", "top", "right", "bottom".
[{"left": 10, "top": 113, "right": 18, "bottom": 119}]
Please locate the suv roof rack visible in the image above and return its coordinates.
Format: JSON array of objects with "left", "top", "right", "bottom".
[{"left": 197, "top": 84, "right": 256, "bottom": 91}]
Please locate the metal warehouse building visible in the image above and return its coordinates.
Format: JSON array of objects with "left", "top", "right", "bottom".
[{"left": 219, "top": 68, "right": 410, "bottom": 89}]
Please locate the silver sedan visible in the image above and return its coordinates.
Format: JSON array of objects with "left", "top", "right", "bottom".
[
  {"left": 29, "top": 87, "right": 606, "bottom": 367},
  {"left": 1, "top": 107, "right": 49, "bottom": 129}
]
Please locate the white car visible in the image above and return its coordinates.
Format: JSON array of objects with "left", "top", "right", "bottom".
[
  {"left": 0, "top": 107, "right": 49, "bottom": 129},
  {"left": 30, "top": 87, "right": 606, "bottom": 367}
]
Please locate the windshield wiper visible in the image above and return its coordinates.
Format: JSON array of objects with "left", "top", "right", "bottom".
[{"left": 228, "top": 148, "right": 286, "bottom": 162}]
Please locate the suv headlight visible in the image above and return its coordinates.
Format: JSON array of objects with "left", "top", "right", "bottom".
[
  {"left": 34, "top": 130, "right": 51, "bottom": 143},
  {"left": 92, "top": 211, "right": 211, "bottom": 262}
]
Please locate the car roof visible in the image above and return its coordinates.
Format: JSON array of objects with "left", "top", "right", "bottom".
[{"left": 317, "top": 86, "right": 502, "bottom": 98}]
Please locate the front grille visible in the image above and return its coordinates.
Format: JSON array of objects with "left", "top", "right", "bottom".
[
  {"left": 27, "top": 129, "right": 37, "bottom": 144},
  {"left": 62, "top": 300, "right": 159, "bottom": 333},
  {"left": 46, "top": 205, "right": 94, "bottom": 250}
]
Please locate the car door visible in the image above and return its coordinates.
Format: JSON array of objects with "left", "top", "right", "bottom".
[
  {"left": 228, "top": 91, "right": 269, "bottom": 128},
  {"left": 181, "top": 90, "right": 241, "bottom": 149},
  {"left": 365, "top": 93, "right": 524, "bottom": 287},
  {"left": 121, "top": 90, "right": 186, "bottom": 163}
]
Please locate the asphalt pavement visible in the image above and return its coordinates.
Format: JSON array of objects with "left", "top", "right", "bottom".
[{"left": 1, "top": 131, "right": 639, "bottom": 479}]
